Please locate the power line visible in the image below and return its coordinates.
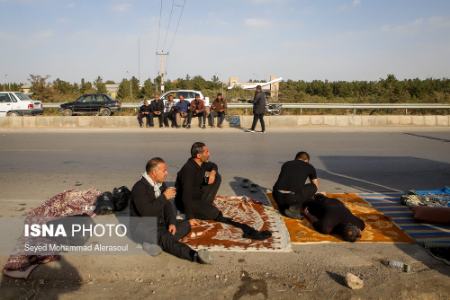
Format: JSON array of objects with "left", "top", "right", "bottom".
[
  {"left": 162, "top": 0, "right": 175, "bottom": 51},
  {"left": 168, "top": 0, "right": 186, "bottom": 52},
  {"left": 156, "top": 0, "right": 163, "bottom": 51}
]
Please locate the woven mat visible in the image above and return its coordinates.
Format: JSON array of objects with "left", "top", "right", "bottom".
[
  {"left": 267, "top": 192, "right": 413, "bottom": 244},
  {"left": 361, "top": 192, "right": 450, "bottom": 246},
  {"left": 181, "top": 195, "right": 291, "bottom": 252}
]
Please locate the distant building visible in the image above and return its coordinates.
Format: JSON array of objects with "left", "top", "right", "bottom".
[
  {"left": 105, "top": 83, "right": 120, "bottom": 99},
  {"left": 227, "top": 75, "right": 281, "bottom": 101},
  {"left": 20, "top": 84, "right": 32, "bottom": 94}
]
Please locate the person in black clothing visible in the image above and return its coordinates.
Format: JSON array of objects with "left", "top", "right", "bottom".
[
  {"left": 175, "top": 142, "right": 272, "bottom": 240},
  {"left": 246, "top": 85, "right": 266, "bottom": 133},
  {"left": 273, "top": 151, "right": 319, "bottom": 219},
  {"left": 137, "top": 100, "right": 152, "bottom": 128},
  {"left": 302, "top": 194, "right": 365, "bottom": 242},
  {"left": 130, "top": 157, "right": 212, "bottom": 263},
  {"left": 151, "top": 97, "right": 165, "bottom": 128}
]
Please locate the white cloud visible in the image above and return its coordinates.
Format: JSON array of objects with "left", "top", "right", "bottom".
[
  {"left": 352, "top": 0, "right": 361, "bottom": 7},
  {"left": 339, "top": 0, "right": 362, "bottom": 12},
  {"left": 247, "top": 0, "right": 283, "bottom": 4},
  {"left": 111, "top": 3, "right": 132, "bottom": 13},
  {"left": 381, "top": 16, "right": 450, "bottom": 34},
  {"left": 66, "top": 2, "right": 75, "bottom": 9},
  {"left": 56, "top": 17, "right": 70, "bottom": 24},
  {"left": 33, "top": 30, "right": 54, "bottom": 39},
  {"left": 244, "top": 18, "right": 272, "bottom": 28},
  {"left": 428, "top": 16, "right": 450, "bottom": 29}
]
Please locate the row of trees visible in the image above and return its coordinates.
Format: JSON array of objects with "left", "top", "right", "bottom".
[
  {"left": 279, "top": 75, "right": 450, "bottom": 103},
  {"left": 0, "top": 74, "right": 448, "bottom": 103}
]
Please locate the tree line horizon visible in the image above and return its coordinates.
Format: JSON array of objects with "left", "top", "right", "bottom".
[{"left": 1, "top": 74, "right": 448, "bottom": 104}]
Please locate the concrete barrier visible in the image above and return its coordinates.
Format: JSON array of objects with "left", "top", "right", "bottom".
[{"left": 0, "top": 115, "right": 449, "bottom": 129}]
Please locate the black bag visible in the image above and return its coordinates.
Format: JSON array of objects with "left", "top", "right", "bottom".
[
  {"left": 94, "top": 192, "right": 115, "bottom": 215},
  {"left": 112, "top": 186, "right": 131, "bottom": 211}
]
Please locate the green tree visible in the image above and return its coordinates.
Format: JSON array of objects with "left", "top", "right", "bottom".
[
  {"left": 117, "top": 79, "right": 130, "bottom": 100},
  {"left": 94, "top": 76, "right": 107, "bottom": 94},
  {"left": 29, "top": 74, "right": 54, "bottom": 101},
  {"left": 140, "top": 79, "right": 155, "bottom": 98}
]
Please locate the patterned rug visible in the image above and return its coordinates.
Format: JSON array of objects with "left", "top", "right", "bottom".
[
  {"left": 181, "top": 195, "right": 291, "bottom": 252},
  {"left": 361, "top": 193, "right": 450, "bottom": 247},
  {"left": 266, "top": 192, "right": 413, "bottom": 244}
]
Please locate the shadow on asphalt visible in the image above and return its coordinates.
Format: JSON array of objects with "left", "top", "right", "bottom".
[
  {"left": 318, "top": 156, "right": 450, "bottom": 192},
  {"left": 229, "top": 176, "right": 271, "bottom": 206}
]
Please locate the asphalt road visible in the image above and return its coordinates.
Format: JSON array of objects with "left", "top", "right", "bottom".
[
  {"left": 0, "top": 128, "right": 449, "bottom": 204},
  {"left": 1, "top": 128, "right": 449, "bottom": 299}
]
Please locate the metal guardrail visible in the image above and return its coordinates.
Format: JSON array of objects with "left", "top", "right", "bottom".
[{"left": 43, "top": 102, "right": 450, "bottom": 109}]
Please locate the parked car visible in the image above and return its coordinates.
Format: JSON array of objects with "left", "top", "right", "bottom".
[
  {"left": 60, "top": 94, "right": 121, "bottom": 116},
  {"left": 0, "top": 91, "right": 43, "bottom": 117},
  {"left": 161, "top": 90, "right": 210, "bottom": 106}
]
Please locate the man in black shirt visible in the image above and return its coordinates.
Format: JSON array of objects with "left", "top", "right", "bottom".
[
  {"left": 130, "top": 157, "right": 212, "bottom": 263},
  {"left": 137, "top": 100, "right": 152, "bottom": 128},
  {"left": 150, "top": 97, "right": 165, "bottom": 128},
  {"left": 273, "top": 151, "right": 319, "bottom": 219},
  {"left": 175, "top": 142, "right": 272, "bottom": 240},
  {"left": 303, "top": 194, "right": 365, "bottom": 242}
]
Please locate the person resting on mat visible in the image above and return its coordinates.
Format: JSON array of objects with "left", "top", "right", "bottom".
[{"left": 302, "top": 194, "right": 365, "bottom": 242}]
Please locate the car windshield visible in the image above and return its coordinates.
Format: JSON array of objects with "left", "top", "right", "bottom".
[{"left": 15, "top": 93, "right": 32, "bottom": 100}]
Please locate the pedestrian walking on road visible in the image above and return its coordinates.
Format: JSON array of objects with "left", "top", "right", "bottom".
[{"left": 246, "top": 85, "right": 266, "bottom": 133}]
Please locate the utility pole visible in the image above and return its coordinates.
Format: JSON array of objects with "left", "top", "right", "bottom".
[
  {"left": 138, "top": 38, "right": 141, "bottom": 83},
  {"left": 156, "top": 51, "right": 169, "bottom": 93},
  {"left": 4, "top": 74, "right": 8, "bottom": 90},
  {"left": 126, "top": 70, "right": 132, "bottom": 100}
]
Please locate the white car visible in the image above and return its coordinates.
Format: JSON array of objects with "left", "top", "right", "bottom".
[
  {"left": 140, "top": 90, "right": 210, "bottom": 107},
  {"left": 0, "top": 92, "right": 43, "bottom": 117},
  {"left": 160, "top": 90, "right": 210, "bottom": 107}
]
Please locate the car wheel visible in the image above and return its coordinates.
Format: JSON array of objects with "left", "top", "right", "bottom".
[
  {"left": 62, "top": 109, "right": 73, "bottom": 116},
  {"left": 272, "top": 110, "right": 281, "bottom": 116},
  {"left": 99, "top": 108, "right": 111, "bottom": 116},
  {"left": 7, "top": 111, "right": 19, "bottom": 117}
]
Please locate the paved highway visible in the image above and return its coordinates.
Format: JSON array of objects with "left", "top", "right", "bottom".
[{"left": 0, "top": 128, "right": 449, "bottom": 205}]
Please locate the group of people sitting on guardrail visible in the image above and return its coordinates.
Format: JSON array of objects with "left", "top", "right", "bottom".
[{"left": 137, "top": 93, "right": 228, "bottom": 129}]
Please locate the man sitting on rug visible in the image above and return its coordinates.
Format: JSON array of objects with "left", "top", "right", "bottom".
[
  {"left": 175, "top": 142, "right": 272, "bottom": 240},
  {"left": 130, "top": 157, "right": 212, "bottom": 263},
  {"left": 272, "top": 151, "right": 319, "bottom": 219},
  {"left": 302, "top": 194, "right": 365, "bottom": 242}
]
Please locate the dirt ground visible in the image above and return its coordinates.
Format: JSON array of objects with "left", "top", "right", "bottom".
[{"left": 0, "top": 244, "right": 449, "bottom": 300}]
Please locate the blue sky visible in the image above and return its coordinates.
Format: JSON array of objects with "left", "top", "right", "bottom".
[{"left": 1, "top": 0, "right": 449, "bottom": 84}]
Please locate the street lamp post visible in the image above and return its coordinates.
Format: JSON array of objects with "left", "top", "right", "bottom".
[
  {"left": 126, "top": 71, "right": 132, "bottom": 100},
  {"left": 4, "top": 74, "right": 9, "bottom": 90}
]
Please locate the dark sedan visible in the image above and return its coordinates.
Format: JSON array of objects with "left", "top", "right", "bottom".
[{"left": 60, "top": 94, "right": 121, "bottom": 116}]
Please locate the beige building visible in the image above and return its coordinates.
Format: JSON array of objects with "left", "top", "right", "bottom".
[
  {"left": 105, "top": 84, "right": 120, "bottom": 99},
  {"left": 227, "top": 75, "right": 281, "bottom": 101}
]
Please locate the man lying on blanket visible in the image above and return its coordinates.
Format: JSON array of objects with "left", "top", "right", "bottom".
[
  {"left": 175, "top": 142, "right": 272, "bottom": 240},
  {"left": 302, "top": 194, "right": 366, "bottom": 242}
]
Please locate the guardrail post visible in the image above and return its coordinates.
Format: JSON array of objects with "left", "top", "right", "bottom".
[{"left": 405, "top": 108, "right": 408, "bottom": 115}]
